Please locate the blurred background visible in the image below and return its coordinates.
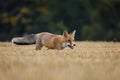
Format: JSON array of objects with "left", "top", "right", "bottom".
[{"left": 0, "top": 0, "right": 120, "bottom": 41}]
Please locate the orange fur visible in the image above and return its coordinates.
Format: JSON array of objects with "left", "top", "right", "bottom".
[
  {"left": 12, "top": 30, "right": 76, "bottom": 50},
  {"left": 35, "top": 30, "right": 76, "bottom": 50}
]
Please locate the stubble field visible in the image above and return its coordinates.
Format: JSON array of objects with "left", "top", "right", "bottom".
[{"left": 0, "top": 41, "right": 120, "bottom": 80}]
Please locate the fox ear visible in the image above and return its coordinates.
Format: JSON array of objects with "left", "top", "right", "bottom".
[
  {"left": 71, "top": 30, "right": 76, "bottom": 37},
  {"left": 63, "top": 31, "right": 68, "bottom": 37}
]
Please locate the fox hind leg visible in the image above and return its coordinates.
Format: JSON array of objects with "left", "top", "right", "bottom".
[
  {"left": 35, "top": 38, "right": 43, "bottom": 50},
  {"left": 36, "top": 44, "right": 43, "bottom": 50}
]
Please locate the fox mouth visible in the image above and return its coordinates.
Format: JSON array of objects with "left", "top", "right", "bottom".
[{"left": 68, "top": 45, "right": 74, "bottom": 49}]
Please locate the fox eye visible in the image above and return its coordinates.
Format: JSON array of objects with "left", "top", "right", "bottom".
[{"left": 67, "top": 40, "right": 71, "bottom": 42}]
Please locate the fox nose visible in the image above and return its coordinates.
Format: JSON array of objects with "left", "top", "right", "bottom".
[
  {"left": 73, "top": 44, "right": 76, "bottom": 46},
  {"left": 70, "top": 44, "right": 76, "bottom": 46}
]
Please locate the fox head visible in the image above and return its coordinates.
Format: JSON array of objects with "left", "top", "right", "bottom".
[{"left": 63, "top": 30, "right": 76, "bottom": 49}]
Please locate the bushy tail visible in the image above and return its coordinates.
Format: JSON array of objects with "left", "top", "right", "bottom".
[{"left": 11, "top": 34, "right": 36, "bottom": 45}]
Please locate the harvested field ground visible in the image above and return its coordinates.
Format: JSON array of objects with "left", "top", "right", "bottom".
[{"left": 0, "top": 41, "right": 120, "bottom": 80}]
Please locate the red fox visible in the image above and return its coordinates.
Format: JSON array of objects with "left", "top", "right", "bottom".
[{"left": 12, "top": 30, "right": 76, "bottom": 50}]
